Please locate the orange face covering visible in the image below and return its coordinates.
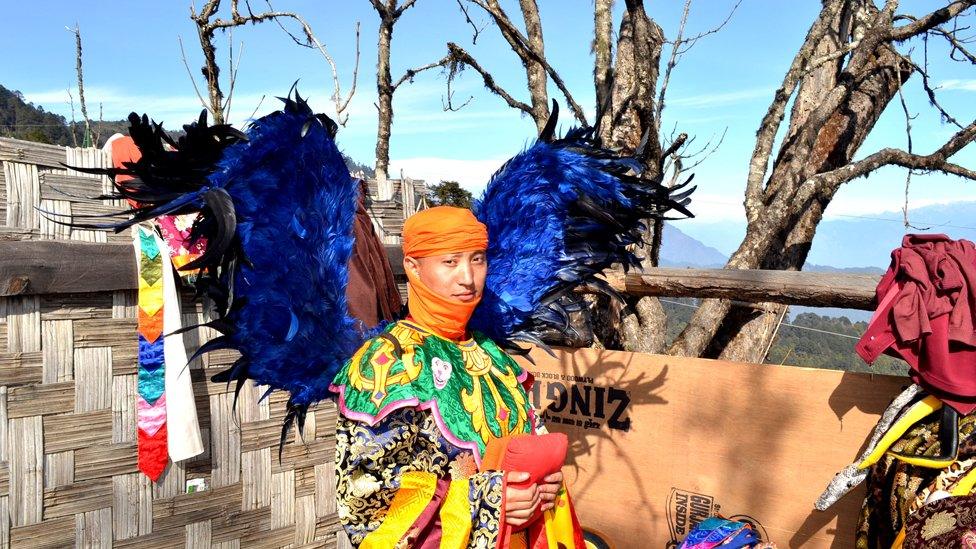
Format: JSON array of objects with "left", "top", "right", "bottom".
[{"left": 402, "top": 207, "right": 489, "bottom": 340}]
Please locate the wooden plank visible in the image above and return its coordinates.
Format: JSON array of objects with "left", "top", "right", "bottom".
[
  {"left": 7, "top": 382, "right": 74, "bottom": 417},
  {"left": 41, "top": 319, "right": 73, "bottom": 383},
  {"left": 295, "top": 494, "right": 317, "bottom": 545},
  {"left": 295, "top": 466, "right": 316, "bottom": 498},
  {"left": 598, "top": 268, "right": 880, "bottom": 310},
  {"left": 0, "top": 226, "right": 39, "bottom": 241},
  {"left": 74, "top": 347, "right": 112, "bottom": 412},
  {"left": 0, "top": 138, "right": 66, "bottom": 168},
  {"left": 315, "top": 463, "right": 337, "bottom": 518},
  {"left": 241, "top": 448, "right": 271, "bottom": 511},
  {"left": 113, "top": 374, "right": 138, "bottom": 444},
  {"left": 9, "top": 515, "right": 74, "bottom": 548},
  {"left": 112, "top": 289, "right": 137, "bottom": 320},
  {"left": 41, "top": 292, "right": 113, "bottom": 320},
  {"left": 275, "top": 438, "right": 334, "bottom": 475},
  {"left": 113, "top": 528, "right": 186, "bottom": 549},
  {"left": 153, "top": 460, "right": 186, "bottom": 501},
  {"left": 9, "top": 416, "right": 43, "bottom": 526},
  {"left": 4, "top": 161, "right": 39, "bottom": 228},
  {"left": 211, "top": 507, "right": 272, "bottom": 544},
  {"left": 0, "top": 386, "right": 7, "bottom": 461},
  {"left": 0, "top": 241, "right": 134, "bottom": 297},
  {"left": 43, "top": 451, "right": 73, "bottom": 488},
  {"left": 76, "top": 507, "right": 113, "bottom": 548},
  {"left": 44, "top": 410, "right": 113, "bottom": 453},
  {"left": 5, "top": 295, "right": 39, "bottom": 352},
  {"left": 38, "top": 172, "right": 104, "bottom": 201},
  {"left": 42, "top": 478, "right": 112, "bottom": 519},
  {"left": 186, "top": 520, "right": 213, "bottom": 549},
  {"left": 152, "top": 483, "right": 243, "bottom": 531},
  {"left": 110, "top": 473, "right": 140, "bottom": 540},
  {"left": 0, "top": 461, "right": 8, "bottom": 496},
  {"left": 112, "top": 341, "right": 139, "bottom": 376},
  {"left": 74, "top": 442, "right": 138, "bottom": 482},
  {"left": 38, "top": 199, "right": 70, "bottom": 240},
  {"left": 271, "top": 470, "right": 295, "bottom": 529},
  {"left": 210, "top": 392, "right": 241, "bottom": 488},
  {"left": 73, "top": 317, "right": 136, "bottom": 348},
  {"left": 0, "top": 351, "right": 43, "bottom": 386},
  {"left": 240, "top": 418, "right": 280, "bottom": 452},
  {"left": 0, "top": 496, "right": 8, "bottom": 548}
]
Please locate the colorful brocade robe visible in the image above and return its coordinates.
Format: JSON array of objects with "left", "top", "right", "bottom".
[{"left": 330, "top": 320, "right": 537, "bottom": 548}]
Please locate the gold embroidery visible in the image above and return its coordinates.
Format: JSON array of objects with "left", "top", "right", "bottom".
[
  {"left": 347, "top": 323, "right": 426, "bottom": 406},
  {"left": 922, "top": 510, "right": 958, "bottom": 540}
]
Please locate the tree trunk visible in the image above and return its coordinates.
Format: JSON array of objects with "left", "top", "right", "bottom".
[
  {"left": 593, "top": 0, "right": 614, "bottom": 143},
  {"left": 375, "top": 15, "right": 395, "bottom": 198},
  {"left": 197, "top": 26, "right": 225, "bottom": 125},
  {"left": 518, "top": 0, "right": 549, "bottom": 131},
  {"left": 669, "top": 1, "right": 915, "bottom": 361},
  {"left": 593, "top": 0, "right": 669, "bottom": 353}
]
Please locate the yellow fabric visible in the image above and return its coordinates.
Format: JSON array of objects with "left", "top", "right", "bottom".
[
  {"left": 543, "top": 487, "right": 578, "bottom": 549},
  {"left": 953, "top": 466, "right": 976, "bottom": 496},
  {"left": 405, "top": 268, "right": 480, "bottom": 341},
  {"left": 890, "top": 526, "right": 906, "bottom": 549},
  {"left": 361, "top": 471, "right": 438, "bottom": 549},
  {"left": 137, "top": 277, "right": 164, "bottom": 316},
  {"left": 402, "top": 206, "right": 488, "bottom": 258},
  {"left": 439, "top": 480, "right": 473, "bottom": 548},
  {"left": 857, "top": 395, "right": 943, "bottom": 470}
]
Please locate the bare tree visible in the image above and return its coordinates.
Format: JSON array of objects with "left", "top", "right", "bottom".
[
  {"left": 187, "top": 0, "right": 357, "bottom": 125},
  {"left": 667, "top": 0, "right": 976, "bottom": 362},
  {"left": 67, "top": 24, "right": 94, "bottom": 146},
  {"left": 369, "top": 0, "right": 455, "bottom": 195},
  {"left": 447, "top": 0, "right": 588, "bottom": 131}
]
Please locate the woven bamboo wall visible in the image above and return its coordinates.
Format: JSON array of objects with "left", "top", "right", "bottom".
[{"left": 1, "top": 137, "right": 349, "bottom": 548}]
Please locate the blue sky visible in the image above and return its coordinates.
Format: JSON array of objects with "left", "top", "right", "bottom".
[{"left": 3, "top": 0, "right": 975, "bottom": 235}]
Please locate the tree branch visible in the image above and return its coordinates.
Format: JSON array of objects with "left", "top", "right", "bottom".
[
  {"left": 743, "top": 0, "right": 846, "bottom": 223},
  {"left": 812, "top": 119, "right": 976, "bottom": 189},
  {"left": 890, "top": 1, "right": 976, "bottom": 42},
  {"left": 179, "top": 35, "right": 217, "bottom": 118},
  {"left": 266, "top": 1, "right": 361, "bottom": 125},
  {"left": 392, "top": 54, "right": 453, "bottom": 91},
  {"left": 466, "top": 0, "right": 588, "bottom": 125},
  {"left": 446, "top": 42, "right": 534, "bottom": 115},
  {"left": 456, "top": 0, "right": 486, "bottom": 43}
]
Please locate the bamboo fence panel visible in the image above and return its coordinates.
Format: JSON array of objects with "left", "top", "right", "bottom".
[{"left": 1, "top": 137, "right": 350, "bottom": 547}]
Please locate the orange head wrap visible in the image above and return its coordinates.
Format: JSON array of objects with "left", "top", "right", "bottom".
[{"left": 401, "top": 206, "right": 489, "bottom": 340}]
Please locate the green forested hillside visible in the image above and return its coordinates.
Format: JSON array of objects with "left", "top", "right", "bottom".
[
  {"left": 0, "top": 84, "right": 128, "bottom": 146},
  {"left": 660, "top": 300, "right": 908, "bottom": 375}
]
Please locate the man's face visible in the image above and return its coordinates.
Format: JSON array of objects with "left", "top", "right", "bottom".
[{"left": 405, "top": 250, "right": 487, "bottom": 303}]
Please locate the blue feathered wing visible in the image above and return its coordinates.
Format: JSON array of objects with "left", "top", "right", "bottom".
[
  {"left": 65, "top": 92, "right": 368, "bottom": 445},
  {"left": 470, "top": 102, "right": 694, "bottom": 349}
]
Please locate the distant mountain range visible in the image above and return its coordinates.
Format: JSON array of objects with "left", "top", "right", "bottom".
[{"left": 669, "top": 200, "right": 976, "bottom": 270}]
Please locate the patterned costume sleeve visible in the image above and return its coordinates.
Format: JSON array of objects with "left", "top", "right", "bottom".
[{"left": 335, "top": 407, "right": 505, "bottom": 549}]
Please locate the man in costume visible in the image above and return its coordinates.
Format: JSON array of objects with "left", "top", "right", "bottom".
[{"left": 331, "top": 206, "right": 566, "bottom": 548}]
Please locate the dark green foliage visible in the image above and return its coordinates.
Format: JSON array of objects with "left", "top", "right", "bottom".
[
  {"left": 0, "top": 84, "right": 127, "bottom": 147},
  {"left": 427, "top": 180, "right": 473, "bottom": 208},
  {"left": 342, "top": 153, "right": 374, "bottom": 177}
]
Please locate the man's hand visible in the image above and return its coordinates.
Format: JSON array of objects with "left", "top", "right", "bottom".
[
  {"left": 504, "top": 471, "right": 540, "bottom": 527},
  {"left": 537, "top": 471, "right": 563, "bottom": 512}
]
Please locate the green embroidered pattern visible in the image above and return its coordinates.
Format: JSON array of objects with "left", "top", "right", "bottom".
[{"left": 331, "top": 321, "right": 533, "bottom": 455}]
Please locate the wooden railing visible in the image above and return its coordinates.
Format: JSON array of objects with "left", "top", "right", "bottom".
[{"left": 2, "top": 240, "right": 880, "bottom": 310}]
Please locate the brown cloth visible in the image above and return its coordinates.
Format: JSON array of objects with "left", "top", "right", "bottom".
[{"left": 345, "top": 180, "right": 402, "bottom": 327}]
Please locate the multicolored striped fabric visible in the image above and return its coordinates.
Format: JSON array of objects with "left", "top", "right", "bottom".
[{"left": 134, "top": 226, "right": 169, "bottom": 481}]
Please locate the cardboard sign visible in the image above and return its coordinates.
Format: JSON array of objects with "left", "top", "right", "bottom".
[{"left": 519, "top": 347, "right": 908, "bottom": 549}]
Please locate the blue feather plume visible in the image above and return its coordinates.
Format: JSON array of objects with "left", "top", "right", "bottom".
[
  {"left": 66, "top": 92, "right": 368, "bottom": 449},
  {"left": 470, "top": 102, "right": 694, "bottom": 349}
]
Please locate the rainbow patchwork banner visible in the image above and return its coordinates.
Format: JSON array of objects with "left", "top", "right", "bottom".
[
  {"left": 135, "top": 227, "right": 169, "bottom": 481},
  {"left": 133, "top": 225, "right": 205, "bottom": 482}
]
